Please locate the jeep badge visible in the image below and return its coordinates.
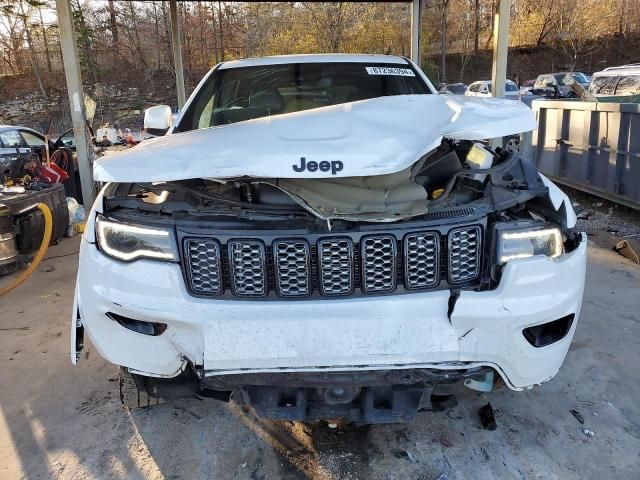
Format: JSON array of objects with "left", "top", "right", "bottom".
[{"left": 293, "top": 157, "right": 343, "bottom": 175}]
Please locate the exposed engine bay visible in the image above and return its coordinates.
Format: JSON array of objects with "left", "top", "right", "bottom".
[{"left": 103, "top": 140, "right": 564, "bottom": 225}]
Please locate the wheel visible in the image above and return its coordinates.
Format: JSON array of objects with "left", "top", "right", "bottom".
[
  {"left": 119, "top": 366, "right": 164, "bottom": 408},
  {"left": 503, "top": 135, "right": 520, "bottom": 153}
]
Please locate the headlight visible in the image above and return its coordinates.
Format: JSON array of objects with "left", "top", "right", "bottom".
[
  {"left": 497, "top": 225, "right": 563, "bottom": 264},
  {"left": 95, "top": 214, "right": 177, "bottom": 262}
]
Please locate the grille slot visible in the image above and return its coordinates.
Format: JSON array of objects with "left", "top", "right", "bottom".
[
  {"left": 361, "top": 235, "right": 396, "bottom": 293},
  {"left": 228, "top": 240, "right": 267, "bottom": 296},
  {"left": 318, "top": 238, "right": 354, "bottom": 296},
  {"left": 273, "top": 240, "right": 311, "bottom": 297},
  {"left": 404, "top": 233, "right": 439, "bottom": 289},
  {"left": 185, "top": 239, "right": 223, "bottom": 295},
  {"left": 448, "top": 226, "right": 482, "bottom": 283}
]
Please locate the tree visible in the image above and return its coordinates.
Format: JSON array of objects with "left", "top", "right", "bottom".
[
  {"left": 37, "top": 3, "right": 52, "bottom": 72},
  {"left": 553, "top": 0, "right": 616, "bottom": 69},
  {"left": 70, "top": 0, "right": 97, "bottom": 81},
  {"left": 107, "top": 0, "right": 118, "bottom": 66},
  {"left": 0, "top": 0, "right": 26, "bottom": 73},
  {"left": 18, "top": 0, "right": 48, "bottom": 100},
  {"left": 439, "top": 0, "right": 450, "bottom": 82}
]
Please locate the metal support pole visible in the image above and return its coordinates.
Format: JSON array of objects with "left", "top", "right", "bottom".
[
  {"left": 55, "top": 0, "right": 94, "bottom": 209},
  {"left": 490, "top": 0, "right": 510, "bottom": 99},
  {"left": 410, "top": 0, "right": 421, "bottom": 66},
  {"left": 170, "top": 0, "right": 186, "bottom": 109},
  {"left": 490, "top": 0, "right": 511, "bottom": 148}
]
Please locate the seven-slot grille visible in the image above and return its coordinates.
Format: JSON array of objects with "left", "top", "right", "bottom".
[{"left": 183, "top": 225, "right": 482, "bottom": 298}]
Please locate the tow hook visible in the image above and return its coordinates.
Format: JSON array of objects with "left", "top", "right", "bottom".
[{"left": 464, "top": 370, "right": 494, "bottom": 392}]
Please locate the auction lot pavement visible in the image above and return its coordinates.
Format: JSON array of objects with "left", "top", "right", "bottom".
[{"left": 1, "top": 236, "right": 639, "bottom": 480}]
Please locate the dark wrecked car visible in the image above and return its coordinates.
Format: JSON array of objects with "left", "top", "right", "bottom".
[{"left": 72, "top": 54, "right": 586, "bottom": 424}]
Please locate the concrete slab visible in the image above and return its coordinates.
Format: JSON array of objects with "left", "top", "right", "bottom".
[{"left": 1, "top": 237, "right": 639, "bottom": 479}]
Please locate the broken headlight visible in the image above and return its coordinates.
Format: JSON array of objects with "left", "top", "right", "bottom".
[
  {"left": 95, "top": 214, "right": 177, "bottom": 262},
  {"left": 496, "top": 224, "right": 563, "bottom": 264}
]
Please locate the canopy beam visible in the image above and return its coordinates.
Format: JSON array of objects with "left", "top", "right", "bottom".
[{"left": 55, "top": 0, "right": 94, "bottom": 208}]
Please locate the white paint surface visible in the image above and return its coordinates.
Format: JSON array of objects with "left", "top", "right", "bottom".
[{"left": 93, "top": 94, "right": 536, "bottom": 183}]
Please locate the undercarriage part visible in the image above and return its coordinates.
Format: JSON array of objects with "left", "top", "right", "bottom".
[
  {"left": 463, "top": 370, "right": 494, "bottom": 392},
  {"left": 246, "top": 384, "right": 430, "bottom": 424},
  {"left": 118, "top": 367, "right": 199, "bottom": 409},
  {"left": 429, "top": 394, "right": 459, "bottom": 412},
  {"left": 119, "top": 367, "right": 165, "bottom": 408},
  {"left": 202, "top": 367, "right": 494, "bottom": 423},
  {"left": 203, "top": 367, "right": 493, "bottom": 390},
  {"left": 479, "top": 402, "right": 497, "bottom": 431}
]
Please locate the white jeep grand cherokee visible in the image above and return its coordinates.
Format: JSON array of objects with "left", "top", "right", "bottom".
[{"left": 72, "top": 54, "right": 586, "bottom": 424}]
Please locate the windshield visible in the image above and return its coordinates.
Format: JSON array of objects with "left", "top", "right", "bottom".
[
  {"left": 448, "top": 84, "right": 467, "bottom": 94},
  {"left": 177, "top": 62, "right": 430, "bottom": 132},
  {"left": 485, "top": 81, "right": 518, "bottom": 92},
  {"left": 571, "top": 72, "right": 589, "bottom": 83},
  {"left": 506, "top": 81, "right": 518, "bottom": 92}
]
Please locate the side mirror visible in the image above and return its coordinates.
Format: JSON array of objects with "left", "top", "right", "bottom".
[{"left": 144, "top": 105, "right": 173, "bottom": 136}]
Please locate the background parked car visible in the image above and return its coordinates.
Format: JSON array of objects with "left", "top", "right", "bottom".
[
  {"left": 0, "top": 126, "right": 54, "bottom": 178},
  {"left": 465, "top": 80, "right": 520, "bottom": 100},
  {"left": 531, "top": 72, "right": 589, "bottom": 98},
  {"left": 437, "top": 82, "right": 468, "bottom": 95},
  {"left": 589, "top": 64, "right": 640, "bottom": 103},
  {"left": 0, "top": 125, "right": 84, "bottom": 201},
  {"left": 519, "top": 79, "right": 536, "bottom": 95}
]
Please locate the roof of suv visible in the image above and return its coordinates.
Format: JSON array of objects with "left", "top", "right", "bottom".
[
  {"left": 218, "top": 54, "right": 410, "bottom": 70},
  {"left": 596, "top": 64, "right": 640, "bottom": 76}
]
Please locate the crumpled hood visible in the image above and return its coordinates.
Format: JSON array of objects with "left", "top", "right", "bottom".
[{"left": 93, "top": 94, "right": 536, "bottom": 183}]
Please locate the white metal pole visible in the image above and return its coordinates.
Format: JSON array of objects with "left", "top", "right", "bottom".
[
  {"left": 410, "top": 0, "right": 421, "bottom": 65},
  {"left": 491, "top": 0, "right": 511, "bottom": 99},
  {"left": 490, "top": 0, "right": 511, "bottom": 149},
  {"left": 170, "top": 0, "right": 186, "bottom": 109},
  {"left": 55, "top": 0, "right": 94, "bottom": 209}
]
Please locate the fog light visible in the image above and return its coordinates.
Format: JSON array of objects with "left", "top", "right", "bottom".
[
  {"left": 106, "top": 312, "right": 167, "bottom": 336},
  {"left": 523, "top": 314, "right": 574, "bottom": 347}
]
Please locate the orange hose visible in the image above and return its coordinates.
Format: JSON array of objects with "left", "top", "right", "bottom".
[{"left": 0, "top": 203, "right": 53, "bottom": 296}]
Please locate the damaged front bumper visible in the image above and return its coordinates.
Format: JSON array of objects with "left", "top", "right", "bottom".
[{"left": 73, "top": 232, "right": 587, "bottom": 392}]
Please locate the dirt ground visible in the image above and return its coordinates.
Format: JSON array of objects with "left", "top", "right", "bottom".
[{"left": 1, "top": 236, "right": 639, "bottom": 480}]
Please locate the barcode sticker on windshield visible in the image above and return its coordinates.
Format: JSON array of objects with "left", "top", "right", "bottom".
[{"left": 365, "top": 67, "right": 415, "bottom": 76}]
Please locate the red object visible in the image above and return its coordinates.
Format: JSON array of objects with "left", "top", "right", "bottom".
[
  {"left": 126, "top": 133, "right": 137, "bottom": 146},
  {"left": 41, "top": 162, "right": 69, "bottom": 183}
]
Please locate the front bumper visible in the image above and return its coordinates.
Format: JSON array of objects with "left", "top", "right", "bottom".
[{"left": 73, "top": 234, "right": 587, "bottom": 390}]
